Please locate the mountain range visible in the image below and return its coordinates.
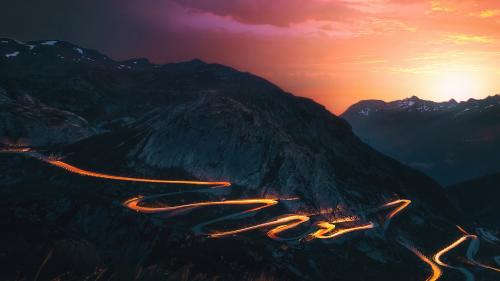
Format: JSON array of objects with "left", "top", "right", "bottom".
[
  {"left": 342, "top": 95, "right": 500, "bottom": 185},
  {"left": 1, "top": 38, "right": 499, "bottom": 281}
]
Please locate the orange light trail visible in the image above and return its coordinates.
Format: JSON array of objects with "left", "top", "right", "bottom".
[
  {"left": 433, "top": 235, "right": 475, "bottom": 267},
  {"left": 4, "top": 148, "right": 500, "bottom": 280},
  {"left": 123, "top": 197, "right": 278, "bottom": 214},
  {"left": 310, "top": 221, "right": 375, "bottom": 239},
  {"left": 208, "top": 214, "right": 311, "bottom": 239},
  {"left": 457, "top": 225, "right": 470, "bottom": 235},
  {"left": 47, "top": 160, "right": 231, "bottom": 188},
  {"left": 2, "top": 149, "right": 409, "bottom": 244},
  {"left": 400, "top": 242, "right": 442, "bottom": 281},
  {"left": 432, "top": 227, "right": 477, "bottom": 281},
  {"left": 381, "top": 199, "right": 412, "bottom": 220},
  {"left": 474, "top": 262, "right": 500, "bottom": 273},
  {"left": 266, "top": 215, "right": 311, "bottom": 240},
  {"left": 39, "top": 153, "right": 380, "bottom": 241},
  {"left": 431, "top": 226, "right": 500, "bottom": 280}
]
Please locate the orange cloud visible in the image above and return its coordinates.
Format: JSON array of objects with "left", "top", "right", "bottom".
[
  {"left": 477, "top": 9, "right": 500, "bottom": 18},
  {"left": 430, "top": 0, "right": 454, "bottom": 13},
  {"left": 123, "top": 0, "right": 500, "bottom": 113},
  {"left": 446, "top": 33, "right": 495, "bottom": 44}
]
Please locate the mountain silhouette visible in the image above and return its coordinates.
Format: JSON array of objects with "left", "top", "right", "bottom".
[{"left": 342, "top": 95, "right": 500, "bottom": 185}]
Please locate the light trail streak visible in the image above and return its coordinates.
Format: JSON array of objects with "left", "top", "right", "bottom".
[
  {"left": 433, "top": 231, "right": 476, "bottom": 281},
  {"left": 457, "top": 225, "right": 469, "bottom": 235},
  {"left": 473, "top": 260, "right": 500, "bottom": 273},
  {"left": 47, "top": 160, "right": 231, "bottom": 188},
  {"left": 266, "top": 215, "right": 311, "bottom": 240},
  {"left": 400, "top": 241, "right": 442, "bottom": 281},
  {"left": 208, "top": 214, "right": 311, "bottom": 239},
  {"left": 310, "top": 221, "right": 375, "bottom": 240},
  {"left": 45, "top": 156, "right": 374, "bottom": 241},
  {"left": 433, "top": 234, "right": 474, "bottom": 266},
  {"left": 381, "top": 199, "right": 412, "bottom": 220},
  {"left": 41, "top": 150, "right": 382, "bottom": 241},
  {"left": 373, "top": 199, "right": 411, "bottom": 230},
  {"left": 123, "top": 197, "right": 278, "bottom": 214},
  {"left": 50, "top": 156, "right": 377, "bottom": 241},
  {"left": 431, "top": 226, "right": 500, "bottom": 280}
]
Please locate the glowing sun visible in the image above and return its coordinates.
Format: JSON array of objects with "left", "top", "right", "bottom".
[{"left": 431, "top": 67, "right": 482, "bottom": 101}]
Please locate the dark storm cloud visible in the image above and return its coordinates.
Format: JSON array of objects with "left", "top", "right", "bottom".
[
  {"left": 0, "top": 0, "right": 366, "bottom": 60},
  {"left": 172, "top": 0, "right": 364, "bottom": 27}
]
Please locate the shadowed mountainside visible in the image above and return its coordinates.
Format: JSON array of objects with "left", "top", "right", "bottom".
[
  {"left": 342, "top": 95, "right": 500, "bottom": 185},
  {"left": 448, "top": 172, "right": 500, "bottom": 228}
]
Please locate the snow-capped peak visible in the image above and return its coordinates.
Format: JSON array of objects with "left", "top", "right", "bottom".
[
  {"left": 5, "top": 51, "right": 19, "bottom": 58},
  {"left": 41, "top": 40, "right": 58, "bottom": 46}
]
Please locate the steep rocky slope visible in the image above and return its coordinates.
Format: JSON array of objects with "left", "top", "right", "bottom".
[{"left": 0, "top": 87, "right": 94, "bottom": 146}]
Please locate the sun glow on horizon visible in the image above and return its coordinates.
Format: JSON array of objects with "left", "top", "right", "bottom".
[
  {"left": 430, "top": 66, "right": 483, "bottom": 101},
  {"left": 119, "top": 0, "right": 500, "bottom": 113},
  {"left": 4, "top": 0, "right": 500, "bottom": 113}
]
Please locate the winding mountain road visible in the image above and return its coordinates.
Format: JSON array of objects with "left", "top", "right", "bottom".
[
  {"left": 433, "top": 233, "right": 476, "bottom": 281},
  {"left": 2, "top": 147, "right": 499, "bottom": 281},
  {"left": 400, "top": 240, "right": 442, "bottom": 281},
  {"left": 2, "top": 148, "right": 378, "bottom": 241}
]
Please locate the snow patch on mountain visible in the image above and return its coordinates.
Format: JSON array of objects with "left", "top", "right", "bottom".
[
  {"left": 345, "top": 95, "right": 499, "bottom": 117},
  {"left": 41, "top": 40, "right": 59, "bottom": 46},
  {"left": 74, "top": 47, "right": 84, "bottom": 54},
  {"left": 359, "top": 108, "right": 370, "bottom": 116},
  {"left": 5, "top": 51, "right": 19, "bottom": 58},
  {"left": 398, "top": 99, "right": 415, "bottom": 108}
]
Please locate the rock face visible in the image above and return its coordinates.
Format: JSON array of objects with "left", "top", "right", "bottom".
[
  {"left": 0, "top": 87, "right": 94, "bottom": 146},
  {"left": 342, "top": 95, "right": 500, "bottom": 185},
  {"left": 126, "top": 91, "right": 427, "bottom": 211},
  {"left": 4, "top": 38, "right": 495, "bottom": 281}
]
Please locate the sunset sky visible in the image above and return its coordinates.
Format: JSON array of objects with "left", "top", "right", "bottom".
[{"left": 2, "top": 0, "right": 500, "bottom": 113}]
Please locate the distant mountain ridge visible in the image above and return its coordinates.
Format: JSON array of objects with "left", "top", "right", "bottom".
[
  {"left": 347, "top": 95, "right": 500, "bottom": 116},
  {"left": 1, "top": 38, "right": 151, "bottom": 69},
  {"left": 342, "top": 95, "right": 500, "bottom": 185}
]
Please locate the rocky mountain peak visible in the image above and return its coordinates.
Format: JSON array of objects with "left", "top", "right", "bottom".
[
  {"left": 341, "top": 94, "right": 500, "bottom": 118},
  {"left": 342, "top": 93, "right": 500, "bottom": 185}
]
